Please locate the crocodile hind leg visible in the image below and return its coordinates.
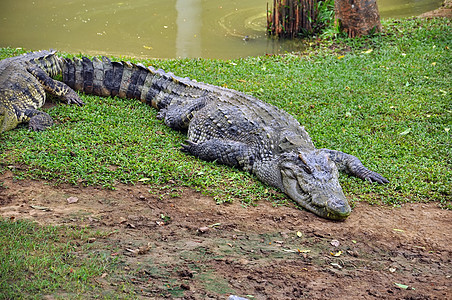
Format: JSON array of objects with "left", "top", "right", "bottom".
[
  {"left": 320, "top": 149, "right": 388, "bottom": 184},
  {"left": 26, "top": 63, "right": 84, "bottom": 106},
  {"left": 181, "top": 139, "right": 255, "bottom": 172}
]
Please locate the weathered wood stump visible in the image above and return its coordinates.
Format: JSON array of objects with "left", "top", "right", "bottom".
[{"left": 334, "top": 0, "right": 381, "bottom": 38}]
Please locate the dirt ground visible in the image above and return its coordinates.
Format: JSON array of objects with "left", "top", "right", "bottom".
[{"left": 0, "top": 170, "right": 450, "bottom": 299}]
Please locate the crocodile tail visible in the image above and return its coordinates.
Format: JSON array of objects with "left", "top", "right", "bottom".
[{"left": 62, "top": 56, "right": 207, "bottom": 110}]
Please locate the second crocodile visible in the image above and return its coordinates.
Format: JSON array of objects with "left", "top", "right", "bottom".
[{"left": 0, "top": 50, "right": 83, "bottom": 133}]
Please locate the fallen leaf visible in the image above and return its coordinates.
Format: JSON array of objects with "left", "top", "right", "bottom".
[
  {"left": 337, "top": 55, "right": 345, "bottom": 59},
  {"left": 331, "top": 250, "right": 342, "bottom": 257},
  {"left": 197, "top": 226, "right": 209, "bottom": 233},
  {"left": 138, "top": 178, "right": 151, "bottom": 182},
  {"left": 394, "top": 283, "right": 411, "bottom": 290},
  {"left": 297, "top": 249, "right": 311, "bottom": 253},
  {"left": 389, "top": 267, "right": 397, "bottom": 273},
  {"left": 331, "top": 263, "right": 342, "bottom": 269},
  {"left": 143, "top": 45, "right": 153, "bottom": 50},
  {"left": 30, "top": 205, "right": 51, "bottom": 211},
  {"left": 330, "top": 239, "right": 340, "bottom": 247},
  {"left": 431, "top": 62, "right": 436, "bottom": 66},
  {"left": 352, "top": 240, "right": 357, "bottom": 244},
  {"left": 393, "top": 228, "right": 404, "bottom": 232},
  {"left": 445, "top": 128, "right": 450, "bottom": 133},
  {"left": 362, "top": 49, "right": 373, "bottom": 54},
  {"left": 296, "top": 231, "right": 302, "bottom": 238},
  {"left": 125, "top": 242, "right": 152, "bottom": 255},
  {"left": 399, "top": 128, "right": 412, "bottom": 135},
  {"left": 67, "top": 196, "right": 78, "bottom": 204}
]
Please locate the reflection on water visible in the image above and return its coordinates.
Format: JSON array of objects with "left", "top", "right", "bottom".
[
  {"left": 176, "top": 0, "right": 202, "bottom": 58},
  {"left": 378, "top": 0, "right": 443, "bottom": 18},
  {"left": 0, "top": 0, "right": 443, "bottom": 59}
]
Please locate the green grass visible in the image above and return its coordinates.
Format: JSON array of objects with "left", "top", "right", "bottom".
[
  {"left": 1, "top": 18, "right": 451, "bottom": 209},
  {"left": 0, "top": 218, "right": 117, "bottom": 299}
]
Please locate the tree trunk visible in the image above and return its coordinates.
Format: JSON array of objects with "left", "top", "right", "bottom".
[{"left": 335, "top": 0, "right": 381, "bottom": 38}]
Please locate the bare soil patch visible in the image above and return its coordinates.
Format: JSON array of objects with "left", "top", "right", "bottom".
[{"left": 0, "top": 171, "right": 450, "bottom": 299}]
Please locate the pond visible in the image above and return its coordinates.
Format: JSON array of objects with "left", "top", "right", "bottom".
[{"left": 0, "top": 0, "right": 443, "bottom": 59}]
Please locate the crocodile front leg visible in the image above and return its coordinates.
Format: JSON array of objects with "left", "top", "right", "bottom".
[
  {"left": 158, "top": 96, "right": 209, "bottom": 131},
  {"left": 26, "top": 63, "right": 84, "bottom": 106},
  {"left": 181, "top": 139, "right": 255, "bottom": 172},
  {"left": 24, "top": 108, "right": 54, "bottom": 131},
  {"left": 320, "top": 149, "right": 389, "bottom": 184}
]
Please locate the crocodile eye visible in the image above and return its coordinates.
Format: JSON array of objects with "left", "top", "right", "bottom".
[{"left": 298, "top": 153, "right": 313, "bottom": 174}]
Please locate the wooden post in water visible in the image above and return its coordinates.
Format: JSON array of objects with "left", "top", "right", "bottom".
[{"left": 267, "top": 0, "right": 320, "bottom": 38}]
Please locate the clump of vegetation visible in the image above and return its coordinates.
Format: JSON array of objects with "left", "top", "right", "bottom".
[{"left": 267, "top": 0, "right": 336, "bottom": 38}]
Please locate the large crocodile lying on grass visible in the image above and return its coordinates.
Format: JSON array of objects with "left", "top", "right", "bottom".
[
  {"left": 1, "top": 50, "right": 388, "bottom": 220},
  {"left": 0, "top": 50, "right": 84, "bottom": 133}
]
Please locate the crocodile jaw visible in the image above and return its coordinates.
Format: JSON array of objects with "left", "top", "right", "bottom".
[{"left": 281, "top": 168, "right": 351, "bottom": 221}]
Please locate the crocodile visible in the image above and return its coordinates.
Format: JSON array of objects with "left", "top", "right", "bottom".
[
  {"left": 1, "top": 51, "right": 388, "bottom": 219},
  {"left": 0, "top": 50, "right": 84, "bottom": 133},
  {"left": 59, "top": 55, "right": 388, "bottom": 220}
]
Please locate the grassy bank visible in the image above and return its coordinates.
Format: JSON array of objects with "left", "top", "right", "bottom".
[
  {"left": 1, "top": 18, "right": 451, "bottom": 208},
  {"left": 0, "top": 17, "right": 451, "bottom": 299},
  {"left": 0, "top": 219, "right": 119, "bottom": 299}
]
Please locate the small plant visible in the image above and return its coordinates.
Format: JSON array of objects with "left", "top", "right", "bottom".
[{"left": 267, "top": 0, "right": 336, "bottom": 38}]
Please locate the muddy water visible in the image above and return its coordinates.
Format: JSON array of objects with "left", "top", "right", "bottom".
[{"left": 0, "top": 0, "right": 443, "bottom": 59}]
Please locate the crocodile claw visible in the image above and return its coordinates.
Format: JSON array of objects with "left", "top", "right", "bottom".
[
  {"left": 65, "top": 89, "right": 84, "bottom": 106},
  {"left": 156, "top": 109, "right": 167, "bottom": 120},
  {"left": 181, "top": 140, "right": 196, "bottom": 152},
  {"left": 365, "top": 171, "right": 389, "bottom": 184}
]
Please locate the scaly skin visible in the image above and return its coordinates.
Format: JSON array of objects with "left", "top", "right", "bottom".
[{"left": 61, "top": 55, "right": 388, "bottom": 220}]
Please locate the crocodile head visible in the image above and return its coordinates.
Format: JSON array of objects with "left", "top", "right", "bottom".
[{"left": 279, "top": 150, "right": 351, "bottom": 220}]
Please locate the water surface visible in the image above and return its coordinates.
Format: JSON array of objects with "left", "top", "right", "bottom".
[{"left": 0, "top": 0, "right": 443, "bottom": 59}]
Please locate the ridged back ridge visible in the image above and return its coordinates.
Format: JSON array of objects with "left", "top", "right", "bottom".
[{"left": 62, "top": 56, "right": 211, "bottom": 110}]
